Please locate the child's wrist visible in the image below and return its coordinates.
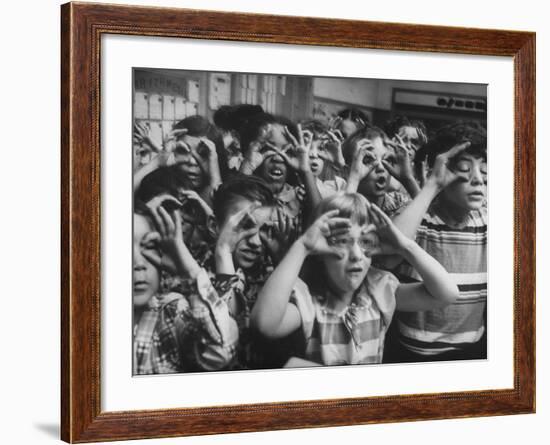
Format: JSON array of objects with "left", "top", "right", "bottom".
[
  {"left": 399, "top": 239, "right": 420, "bottom": 260},
  {"left": 424, "top": 176, "right": 444, "bottom": 194},
  {"left": 295, "top": 237, "right": 313, "bottom": 257}
]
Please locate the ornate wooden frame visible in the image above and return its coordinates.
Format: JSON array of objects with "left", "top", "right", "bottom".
[{"left": 61, "top": 2, "right": 536, "bottom": 442}]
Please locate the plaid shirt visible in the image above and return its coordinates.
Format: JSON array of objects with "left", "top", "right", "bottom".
[
  {"left": 160, "top": 239, "right": 215, "bottom": 294},
  {"left": 133, "top": 268, "right": 238, "bottom": 375},
  {"left": 290, "top": 268, "right": 399, "bottom": 366}
]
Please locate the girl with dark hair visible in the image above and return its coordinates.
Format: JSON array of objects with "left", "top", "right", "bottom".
[
  {"left": 133, "top": 115, "right": 226, "bottom": 208},
  {"left": 213, "top": 104, "right": 264, "bottom": 171}
]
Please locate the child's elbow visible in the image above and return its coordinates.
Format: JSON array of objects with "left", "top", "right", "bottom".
[
  {"left": 440, "top": 284, "right": 460, "bottom": 306},
  {"left": 250, "top": 309, "right": 279, "bottom": 340}
]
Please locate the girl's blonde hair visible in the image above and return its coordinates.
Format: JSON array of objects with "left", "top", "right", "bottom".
[{"left": 312, "top": 192, "right": 372, "bottom": 227}]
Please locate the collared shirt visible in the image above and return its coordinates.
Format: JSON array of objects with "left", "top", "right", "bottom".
[
  {"left": 212, "top": 261, "right": 294, "bottom": 370},
  {"left": 289, "top": 267, "right": 399, "bottom": 366},
  {"left": 316, "top": 176, "right": 347, "bottom": 199},
  {"left": 133, "top": 268, "right": 239, "bottom": 375},
  {"left": 380, "top": 191, "right": 411, "bottom": 217},
  {"left": 275, "top": 183, "right": 304, "bottom": 232},
  {"left": 160, "top": 239, "right": 215, "bottom": 294}
]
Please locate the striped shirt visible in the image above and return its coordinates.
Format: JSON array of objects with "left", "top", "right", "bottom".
[
  {"left": 290, "top": 268, "right": 399, "bottom": 366},
  {"left": 396, "top": 207, "right": 487, "bottom": 356}
]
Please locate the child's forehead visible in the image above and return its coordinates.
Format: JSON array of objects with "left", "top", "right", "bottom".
[
  {"left": 456, "top": 152, "right": 486, "bottom": 162},
  {"left": 346, "top": 222, "right": 376, "bottom": 237}
]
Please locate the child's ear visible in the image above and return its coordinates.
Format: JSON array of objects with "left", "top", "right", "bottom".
[{"left": 206, "top": 215, "right": 218, "bottom": 240}]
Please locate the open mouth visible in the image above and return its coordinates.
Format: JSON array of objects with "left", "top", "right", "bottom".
[
  {"left": 268, "top": 165, "right": 285, "bottom": 180},
  {"left": 346, "top": 266, "right": 364, "bottom": 274},
  {"left": 310, "top": 161, "right": 322, "bottom": 173},
  {"left": 374, "top": 175, "right": 387, "bottom": 191}
]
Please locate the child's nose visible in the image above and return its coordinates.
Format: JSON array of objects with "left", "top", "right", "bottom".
[
  {"left": 471, "top": 165, "right": 484, "bottom": 184},
  {"left": 133, "top": 251, "right": 146, "bottom": 268},
  {"left": 349, "top": 241, "right": 363, "bottom": 261},
  {"left": 247, "top": 230, "right": 262, "bottom": 248}
]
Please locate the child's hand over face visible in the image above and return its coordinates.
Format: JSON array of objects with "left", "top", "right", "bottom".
[
  {"left": 428, "top": 141, "right": 471, "bottom": 190},
  {"left": 177, "top": 189, "right": 214, "bottom": 220},
  {"left": 259, "top": 208, "right": 296, "bottom": 263},
  {"left": 276, "top": 124, "right": 312, "bottom": 173},
  {"left": 319, "top": 130, "right": 346, "bottom": 168},
  {"left": 216, "top": 205, "right": 261, "bottom": 253},
  {"left": 368, "top": 204, "right": 414, "bottom": 256},
  {"left": 349, "top": 140, "right": 376, "bottom": 181},
  {"left": 383, "top": 135, "right": 415, "bottom": 184},
  {"left": 162, "top": 128, "right": 189, "bottom": 153},
  {"left": 141, "top": 197, "right": 184, "bottom": 274},
  {"left": 299, "top": 210, "right": 351, "bottom": 257},
  {"left": 242, "top": 139, "right": 273, "bottom": 172}
]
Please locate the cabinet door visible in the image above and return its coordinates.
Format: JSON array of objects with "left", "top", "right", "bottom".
[{"left": 162, "top": 95, "right": 175, "bottom": 120}]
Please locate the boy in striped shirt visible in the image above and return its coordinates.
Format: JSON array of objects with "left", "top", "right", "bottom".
[{"left": 389, "top": 122, "right": 487, "bottom": 361}]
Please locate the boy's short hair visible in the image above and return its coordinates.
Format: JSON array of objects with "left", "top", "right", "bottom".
[
  {"left": 212, "top": 173, "right": 276, "bottom": 224},
  {"left": 384, "top": 115, "right": 428, "bottom": 146},
  {"left": 341, "top": 125, "right": 388, "bottom": 166},
  {"left": 136, "top": 167, "right": 180, "bottom": 204},
  {"left": 425, "top": 121, "right": 487, "bottom": 167}
]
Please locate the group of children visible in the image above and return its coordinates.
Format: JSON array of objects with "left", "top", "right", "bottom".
[{"left": 132, "top": 104, "right": 487, "bottom": 374}]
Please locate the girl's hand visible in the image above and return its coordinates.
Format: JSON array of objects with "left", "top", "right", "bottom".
[
  {"left": 383, "top": 135, "right": 415, "bottom": 184},
  {"left": 368, "top": 204, "right": 413, "bottom": 256},
  {"left": 162, "top": 128, "right": 189, "bottom": 152},
  {"left": 241, "top": 139, "right": 271, "bottom": 173},
  {"left": 428, "top": 141, "right": 471, "bottom": 190},
  {"left": 298, "top": 210, "right": 351, "bottom": 257},
  {"left": 216, "top": 205, "right": 260, "bottom": 253}
]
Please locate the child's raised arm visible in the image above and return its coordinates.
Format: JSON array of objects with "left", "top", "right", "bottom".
[
  {"left": 369, "top": 205, "right": 459, "bottom": 311},
  {"left": 391, "top": 141, "right": 470, "bottom": 239},
  {"left": 251, "top": 210, "right": 350, "bottom": 339}
]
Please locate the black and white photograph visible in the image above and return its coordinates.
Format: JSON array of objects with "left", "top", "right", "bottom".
[{"left": 132, "top": 68, "right": 487, "bottom": 375}]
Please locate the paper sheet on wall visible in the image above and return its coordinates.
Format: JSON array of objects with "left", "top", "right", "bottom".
[
  {"left": 162, "top": 121, "right": 173, "bottom": 138},
  {"left": 187, "top": 80, "right": 200, "bottom": 103},
  {"left": 134, "top": 92, "right": 148, "bottom": 119},
  {"left": 149, "top": 121, "right": 163, "bottom": 147},
  {"left": 185, "top": 102, "right": 197, "bottom": 116},
  {"left": 162, "top": 95, "right": 174, "bottom": 120},
  {"left": 148, "top": 94, "right": 162, "bottom": 119},
  {"left": 174, "top": 97, "right": 186, "bottom": 120}
]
